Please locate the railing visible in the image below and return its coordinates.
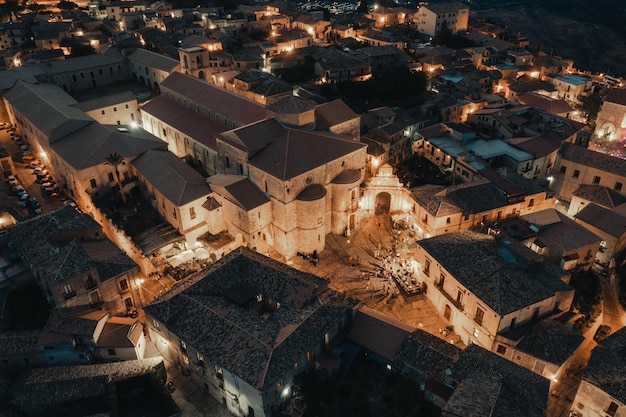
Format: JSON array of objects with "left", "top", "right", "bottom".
[
  {"left": 439, "top": 288, "right": 464, "bottom": 312},
  {"left": 63, "top": 291, "right": 76, "bottom": 300}
]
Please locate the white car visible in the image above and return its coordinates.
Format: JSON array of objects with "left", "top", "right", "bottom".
[
  {"left": 15, "top": 185, "right": 25, "bottom": 194},
  {"left": 7, "top": 175, "right": 18, "bottom": 186}
]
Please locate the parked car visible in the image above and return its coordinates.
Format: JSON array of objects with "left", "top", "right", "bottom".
[
  {"left": 19, "top": 194, "right": 29, "bottom": 207},
  {"left": 7, "top": 175, "right": 18, "bottom": 186},
  {"left": 32, "top": 167, "right": 48, "bottom": 176},
  {"left": 40, "top": 182, "right": 54, "bottom": 189},
  {"left": 14, "top": 137, "right": 23, "bottom": 146},
  {"left": 15, "top": 185, "right": 26, "bottom": 195},
  {"left": 50, "top": 192, "right": 68, "bottom": 201},
  {"left": 44, "top": 185, "right": 60, "bottom": 194},
  {"left": 27, "top": 160, "right": 43, "bottom": 169},
  {"left": 594, "top": 325, "right": 612, "bottom": 341},
  {"left": 29, "top": 197, "right": 42, "bottom": 214}
]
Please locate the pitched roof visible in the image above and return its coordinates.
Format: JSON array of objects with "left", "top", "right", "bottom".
[
  {"left": 160, "top": 72, "right": 267, "bottom": 126},
  {"left": 424, "top": 2, "right": 469, "bottom": 13},
  {"left": 11, "top": 358, "right": 164, "bottom": 411},
  {"left": 37, "top": 53, "right": 125, "bottom": 75},
  {"left": 514, "top": 319, "right": 584, "bottom": 366},
  {"left": 395, "top": 329, "right": 461, "bottom": 381},
  {"left": 51, "top": 123, "right": 166, "bottom": 170},
  {"left": 418, "top": 231, "right": 572, "bottom": 315},
  {"left": 132, "top": 149, "right": 211, "bottom": 206},
  {"left": 96, "top": 318, "right": 142, "bottom": 348},
  {"left": 559, "top": 142, "right": 626, "bottom": 177},
  {"left": 411, "top": 185, "right": 462, "bottom": 217},
  {"left": 575, "top": 203, "right": 626, "bottom": 238},
  {"left": 7, "top": 205, "right": 137, "bottom": 287},
  {"left": 448, "top": 344, "right": 550, "bottom": 414},
  {"left": 3, "top": 81, "right": 93, "bottom": 142},
  {"left": 506, "top": 135, "right": 562, "bottom": 158},
  {"left": 72, "top": 91, "right": 137, "bottom": 112},
  {"left": 603, "top": 88, "right": 626, "bottom": 106},
  {"left": 207, "top": 175, "right": 269, "bottom": 211},
  {"left": 315, "top": 99, "right": 359, "bottom": 131},
  {"left": 517, "top": 92, "right": 573, "bottom": 115},
  {"left": 144, "top": 248, "right": 357, "bottom": 390},
  {"left": 126, "top": 47, "right": 180, "bottom": 71},
  {"left": 521, "top": 209, "right": 602, "bottom": 252},
  {"left": 584, "top": 326, "right": 626, "bottom": 404},
  {"left": 0, "top": 330, "right": 41, "bottom": 355},
  {"left": 140, "top": 96, "right": 226, "bottom": 151},
  {"left": 348, "top": 306, "right": 414, "bottom": 361},
  {"left": 219, "top": 118, "right": 366, "bottom": 181},
  {"left": 571, "top": 185, "right": 626, "bottom": 209}
]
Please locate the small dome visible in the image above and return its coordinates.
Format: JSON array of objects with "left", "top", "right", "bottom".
[
  {"left": 332, "top": 169, "right": 361, "bottom": 184},
  {"left": 296, "top": 184, "right": 327, "bottom": 201}
]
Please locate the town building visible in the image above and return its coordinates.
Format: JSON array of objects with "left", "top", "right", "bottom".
[
  {"left": 5, "top": 205, "right": 142, "bottom": 314},
  {"left": 520, "top": 209, "right": 602, "bottom": 271},
  {"left": 144, "top": 248, "right": 359, "bottom": 417},
  {"left": 416, "top": 2, "right": 470, "bottom": 37},
  {"left": 550, "top": 142, "right": 626, "bottom": 203},
  {"left": 442, "top": 344, "right": 551, "bottom": 417},
  {"left": 570, "top": 327, "right": 626, "bottom": 417},
  {"left": 415, "top": 230, "right": 574, "bottom": 350}
]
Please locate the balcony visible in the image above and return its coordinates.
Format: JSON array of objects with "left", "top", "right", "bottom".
[
  {"left": 85, "top": 280, "right": 98, "bottom": 291},
  {"left": 439, "top": 288, "right": 464, "bottom": 312}
]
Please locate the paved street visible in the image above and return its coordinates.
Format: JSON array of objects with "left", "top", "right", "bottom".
[{"left": 0, "top": 127, "right": 65, "bottom": 219}]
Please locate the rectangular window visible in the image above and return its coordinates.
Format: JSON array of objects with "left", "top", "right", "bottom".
[
  {"left": 593, "top": 176, "right": 601, "bottom": 184},
  {"left": 63, "top": 284, "right": 73, "bottom": 294},
  {"left": 607, "top": 401, "right": 619, "bottom": 417},
  {"left": 108, "top": 173, "right": 114, "bottom": 182},
  {"left": 173, "top": 210, "right": 177, "bottom": 219},
  {"left": 190, "top": 207, "right": 196, "bottom": 220},
  {"left": 474, "top": 307, "right": 484, "bottom": 325},
  {"left": 572, "top": 169, "right": 580, "bottom": 178},
  {"left": 559, "top": 166, "right": 566, "bottom": 174},
  {"left": 119, "top": 279, "right": 129, "bottom": 292},
  {"left": 496, "top": 344, "right": 506, "bottom": 354},
  {"left": 90, "top": 178, "right": 97, "bottom": 188},
  {"left": 424, "top": 259, "right": 430, "bottom": 277},
  {"left": 615, "top": 182, "right": 623, "bottom": 192},
  {"left": 528, "top": 198, "right": 534, "bottom": 207}
]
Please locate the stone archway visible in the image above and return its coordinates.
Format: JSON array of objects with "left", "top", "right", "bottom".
[
  {"left": 444, "top": 304, "right": 452, "bottom": 321},
  {"left": 375, "top": 192, "right": 391, "bottom": 215}
]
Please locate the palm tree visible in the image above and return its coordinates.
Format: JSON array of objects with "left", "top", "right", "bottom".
[{"left": 104, "top": 152, "right": 127, "bottom": 205}]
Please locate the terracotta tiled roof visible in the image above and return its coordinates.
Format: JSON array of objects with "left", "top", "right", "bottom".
[
  {"left": 571, "top": 185, "right": 626, "bottom": 209},
  {"left": 419, "top": 231, "right": 573, "bottom": 315},
  {"left": 144, "top": 248, "right": 357, "bottom": 390},
  {"left": 132, "top": 149, "right": 211, "bottom": 206},
  {"left": 575, "top": 203, "right": 626, "bottom": 238},
  {"left": 604, "top": 87, "right": 626, "bottom": 106},
  {"left": 314, "top": 99, "right": 359, "bottom": 131},
  {"left": 559, "top": 142, "right": 626, "bottom": 177},
  {"left": 348, "top": 306, "right": 414, "bottom": 362},
  {"left": 207, "top": 175, "right": 269, "bottom": 211},
  {"left": 447, "top": 344, "right": 550, "bottom": 414},
  {"left": 140, "top": 96, "right": 227, "bottom": 151},
  {"left": 160, "top": 72, "right": 266, "bottom": 125},
  {"left": 584, "top": 327, "right": 626, "bottom": 404}
]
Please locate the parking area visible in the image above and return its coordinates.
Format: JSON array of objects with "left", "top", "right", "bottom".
[{"left": 0, "top": 125, "right": 66, "bottom": 218}]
